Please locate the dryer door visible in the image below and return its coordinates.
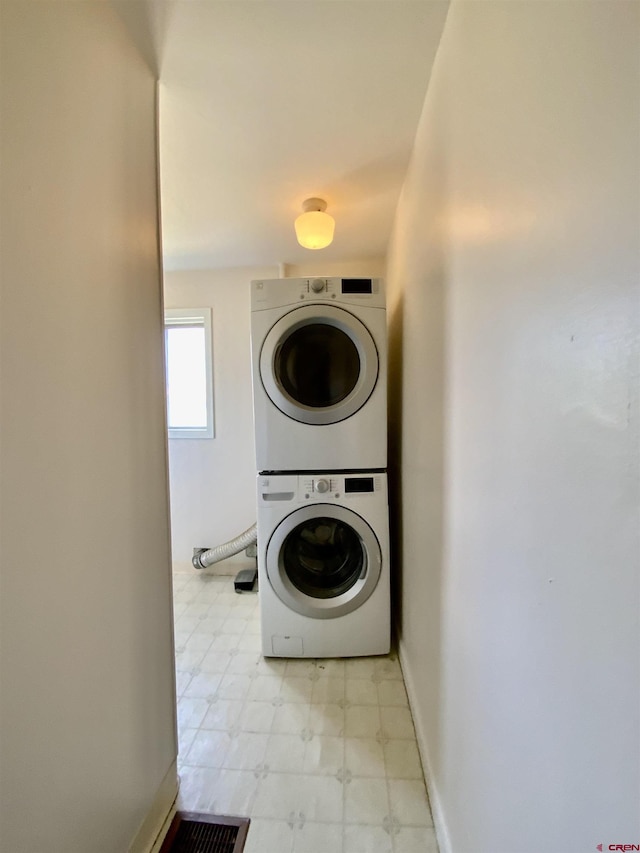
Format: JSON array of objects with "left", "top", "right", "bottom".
[
  {"left": 260, "top": 304, "right": 379, "bottom": 425},
  {"left": 266, "top": 504, "right": 382, "bottom": 619}
]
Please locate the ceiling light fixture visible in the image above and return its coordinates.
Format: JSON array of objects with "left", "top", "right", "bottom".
[{"left": 294, "top": 198, "right": 335, "bottom": 250}]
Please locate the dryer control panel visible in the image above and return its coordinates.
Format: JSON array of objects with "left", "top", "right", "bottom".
[{"left": 251, "top": 277, "right": 385, "bottom": 311}]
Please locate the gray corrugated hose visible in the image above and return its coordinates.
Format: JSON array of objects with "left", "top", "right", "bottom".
[{"left": 192, "top": 523, "right": 257, "bottom": 570}]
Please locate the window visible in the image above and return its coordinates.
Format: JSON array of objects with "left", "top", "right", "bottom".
[{"left": 164, "top": 308, "right": 214, "bottom": 439}]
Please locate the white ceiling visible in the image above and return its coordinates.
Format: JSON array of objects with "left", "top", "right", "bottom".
[{"left": 122, "top": 1, "right": 449, "bottom": 270}]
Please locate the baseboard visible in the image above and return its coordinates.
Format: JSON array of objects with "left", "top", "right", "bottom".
[
  {"left": 128, "top": 760, "right": 179, "bottom": 853},
  {"left": 149, "top": 806, "right": 178, "bottom": 853},
  {"left": 171, "top": 560, "right": 195, "bottom": 575},
  {"left": 398, "top": 640, "right": 452, "bottom": 853}
]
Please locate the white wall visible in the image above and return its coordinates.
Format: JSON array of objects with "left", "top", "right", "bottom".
[
  {"left": 0, "top": 4, "right": 176, "bottom": 851},
  {"left": 163, "top": 266, "right": 273, "bottom": 570},
  {"left": 163, "top": 258, "right": 384, "bottom": 570},
  {"left": 387, "top": 3, "right": 640, "bottom": 852}
]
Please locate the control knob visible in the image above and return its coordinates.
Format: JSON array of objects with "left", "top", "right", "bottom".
[
  {"left": 310, "top": 278, "right": 325, "bottom": 293},
  {"left": 314, "top": 479, "right": 330, "bottom": 493}
]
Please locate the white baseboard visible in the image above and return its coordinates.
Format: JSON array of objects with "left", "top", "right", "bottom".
[
  {"left": 398, "top": 640, "right": 452, "bottom": 853},
  {"left": 149, "top": 806, "right": 178, "bottom": 853},
  {"left": 128, "top": 761, "right": 178, "bottom": 853}
]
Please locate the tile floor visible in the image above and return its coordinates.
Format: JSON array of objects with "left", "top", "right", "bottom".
[{"left": 172, "top": 571, "right": 437, "bottom": 853}]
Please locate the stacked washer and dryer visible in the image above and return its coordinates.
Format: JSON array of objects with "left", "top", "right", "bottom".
[{"left": 250, "top": 277, "right": 390, "bottom": 658}]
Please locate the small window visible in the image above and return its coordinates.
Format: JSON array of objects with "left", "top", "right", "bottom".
[{"left": 164, "top": 308, "right": 214, "bottom": 439}]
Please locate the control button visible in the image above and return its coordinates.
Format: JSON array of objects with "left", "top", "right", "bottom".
[
  {"left": 314, "top": 479, "right": 330, "bottom": 493},
  {"left": 310, "top": 278, "right": 325, "bottom": 293}
]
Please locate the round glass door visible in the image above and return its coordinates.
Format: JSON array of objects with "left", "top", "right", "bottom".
[
  {"left": 260, "top": 305, "right": 379, "bottom": 425},
  {"left": 275, "top": 324, "right": 360, "bottom": 408},
  {"left": 266, "top": 505, "right": 382, "bottom": 619},
  {"left": 283, "top": 517, "right": 364, "bottom": 598}
]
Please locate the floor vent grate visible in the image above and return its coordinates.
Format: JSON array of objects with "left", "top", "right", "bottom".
[{"left": 159, "top": 812, "right": 250, "bottom": 853}]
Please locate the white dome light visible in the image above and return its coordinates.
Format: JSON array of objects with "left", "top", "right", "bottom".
[{"left": 294, "top": 198, "right": 335, "bottom": 250}]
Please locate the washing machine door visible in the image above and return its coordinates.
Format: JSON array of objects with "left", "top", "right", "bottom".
[
  {"left": 266, "top": 504, "right": 382, "bottom": 619},
  {"left": 260, "top": 304, "right": 379, "bottom": 425}
]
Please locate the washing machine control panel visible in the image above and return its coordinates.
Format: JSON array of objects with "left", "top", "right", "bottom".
[
  {"left": 301, "top": 475, "right": 382, "bottom": 501},
  {"left": 259, "top": 474, "right": 383, "bottom": 504}
]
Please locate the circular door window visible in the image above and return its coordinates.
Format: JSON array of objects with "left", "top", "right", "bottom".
[
  {"left": 276, "top": 324, "right": 360, "bottom": 408},
  {"left": 266, "top": 505, "right": 382, "bottom": 619},
  {"left": 260, "top": 305, "right": 379, "bottom": 425},
  {"left": 283, "top": 516, "right": 363, "bottom": 598}
]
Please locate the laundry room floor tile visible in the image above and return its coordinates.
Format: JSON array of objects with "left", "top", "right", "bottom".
[
  {"left": 240, "top": 700, "right": 277, "bottom": 733},
  {"left": 294, "top": 820, "right": 344, "bottom": 853},
  {"left": 344, "top": 705, "right": 381, "bottom": 739},
  {"left": 271, "top": 702, "right": 311, "bottom": 735},
  {"left": 311, "top": 675, "right": 345, "bottom": 704},
  {"left": 264, "top": 733, "right": 307, "bottom": 773},
  {"left": 344, "top": 737, "right": 386, "bottom": 778},
  {"left": 388, "top": 778, "right": 434, "bottom": 826},
  {"left": 172, "top": 572, "right": 436, "bottom": 853},
  {"left": 302, "top": 734, "right": 344, "bottom": 776},
  {"left": 343, "top": 823, "right": 393, "bottom": 853}
]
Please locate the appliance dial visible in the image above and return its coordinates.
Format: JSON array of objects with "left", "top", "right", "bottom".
[
  {"left": 310, "top": 278, "right": 325, "bottom": 293},
  {"left": 314, "top": 479, "right": 330, "bottom": 493}
]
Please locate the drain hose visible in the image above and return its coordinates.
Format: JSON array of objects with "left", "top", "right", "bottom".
[{"left": 192, "top": 523, "right": 257, "bottom": 570}]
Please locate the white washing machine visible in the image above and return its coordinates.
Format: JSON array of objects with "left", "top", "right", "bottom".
[
  {"left": 250, "top": 277, "right": 387, "bottom": 472},
  {"left": 257, "top": 471, "right": 390, "bottom": 658}
]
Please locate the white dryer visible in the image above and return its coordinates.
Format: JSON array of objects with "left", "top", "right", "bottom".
[
  {"left": 257, "top": 471, "right": 390, "bottom": 658},
  {"left": 250, "top": 277, "right": 387, "bottom": 472}
]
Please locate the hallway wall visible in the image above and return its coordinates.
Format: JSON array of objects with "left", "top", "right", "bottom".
[
  {"left": 386, "top": 3, "right": 640, "bottom": 851},
  {"left": 0, "top": 3, "right": 176, "bottom": 851}
]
